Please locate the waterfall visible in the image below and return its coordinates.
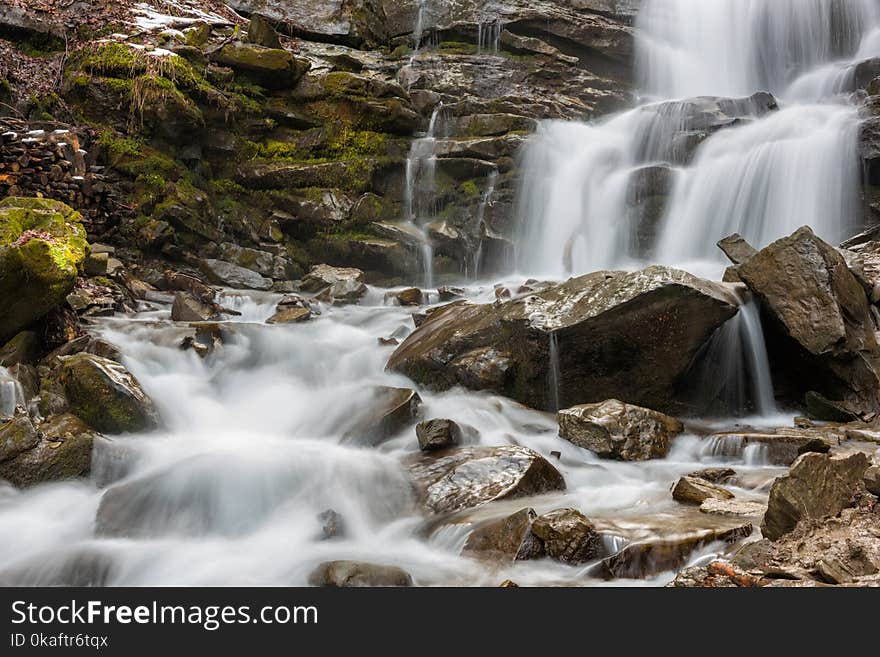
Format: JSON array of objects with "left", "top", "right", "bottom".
[
  {"left": 516, "top": 0, "right": 880, "bottom": 278},
  {"left": 469, "top": 170, "right": 498, "bottom": 279},
  {"left": 685, "top": 293, "right": 777, "bottom": 417},
  {"left": 404, "top": 104, "right": 445, "bottom": 287},
  {"left": 477, "top": 20, "right": 503, "bottom": 54},
  {"left": 548, "top": 331, "right": 561, "bottom": 412},
  {"left": 0, "top": 366, "right": 25, "bottom": 418}
]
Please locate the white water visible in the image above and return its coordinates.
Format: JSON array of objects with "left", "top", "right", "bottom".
[
  {"left": 517, "top": 0, "right": 880, "bottom": 279},
  {"left": 0, "top": 289, "right": 784, "bottom": 586},
  {"left": 0, "top": 367, "right": 25, "bottom": 419}
]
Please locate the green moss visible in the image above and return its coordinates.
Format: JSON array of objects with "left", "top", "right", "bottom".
[
  {"left": 210, "top": 179, "right": 246, "bottom": 195},
  {"left": 459, "top": 180, "right": 480, "bottom": 198},
  {"left": 99, "top": 130, "right": 142, "bottom": 157},
  {"left": 438, "top": 41, "right": 479, "bottom": 55},
  {"left": 390, "top": 45, "right": 412, "bottom": 59}
]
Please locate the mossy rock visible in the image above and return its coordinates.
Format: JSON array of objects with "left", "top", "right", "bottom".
[
  {"left": 212, "top": 42, "right": 310, "bottom": 89},
  {"left": 0, "top": 414, "right": 95, "bottom": 487},
  {"left": 60, "top": 353, "right": 159, "bottom": 434},
  {"left": 0, "top": 198, "right": 88, "bottom": 343}
]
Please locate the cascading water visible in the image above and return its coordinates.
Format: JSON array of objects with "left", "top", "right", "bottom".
[
  {"left": 0, "top": 367, "right": 24, "bottom": 418},
  {"left": 516, "top": 0, "right": 880, "bottom": 278}
]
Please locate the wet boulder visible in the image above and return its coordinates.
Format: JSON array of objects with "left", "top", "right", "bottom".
[
  {"left": 738, "top": 226, "right": 880, "bottom": 416},
  {"left": 0, "top": 413, "right": 96, "bottom": 487},
  {"left": 212, "top": 42, "right": 309, "bottom": 89},
  {"left": 0, "top": 197, "right": 89, "bottom": 343},
  {"left": 388, "top": 267, "right": 738, "bottom": 413},
  {"left": 462, "top": 508, "right": 544, "bottom": 561},
  {"left": 558, "top": 399, "right": 683, "bottom": 461},
  {"left": 59, "top": 354, "right": 158, "bottom": 434},
  {"left": 0, "top": 331, "right": 40, "bottom": 366},
  {"left": 416, "top": 418, "right": 461, "bottom": 451},
  {"left": 700, "top": 499, "right": 766, "bottom": 517},
  {"left": 0, "top": 413, "right": 39, "bottom": 463},
  {"left": 530, "top": 508, "right": 605, "bottom": 564},
  {"left": 386, "top": 288, "right": 424, "bottom": 306},
  {"left": 865, "top": 466, "right": 880, "bottom": 496},
  {"left": 199, "top": 259, "right": 274, "bottom": 291},
  {"left": 761, "top": 452, "right": 870, "bottom": 541},
  {"left": 669, "top": 560, "right": 766, "bottom": 588},
  {"left": 706, "top": 427, "right": 840, "bottom": 466},
  {"left": 308, "top": 561, "right": 412, "bottom": 587},
  {"left": 343, "top": 387, "right": 421, "bottom": 446},
  {"left": 266, "top": 306, "right": 311, "bottom": 324},
  {"left": 717, "top": 233, "right": 757, "bottom": 265},
  {"left": 672, "top": 475, "right": 734, "bottom": 505},
  {"left": 170, "top": 292, "right": 219, "bottom": 322},
  {"left": 302, "top": 264, "right": 367, "bottom": 304},
  {"left": 595, "top": 523, "right": 753, "bottom": 579},
  {"left": 687, "top": 467, "right": 737, "bottom": 484},
  {"left": 404, "top": 445, "right": 566, "bottom": 514}
]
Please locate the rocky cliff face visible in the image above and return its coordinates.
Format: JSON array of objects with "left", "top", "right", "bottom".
[{"left": 0, "top": 0, "right": 637, "bottom": 285}]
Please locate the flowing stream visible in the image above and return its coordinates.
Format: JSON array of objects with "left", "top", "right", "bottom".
[{"left": 1, "top": 0, "right": 869, "bottom": 586}]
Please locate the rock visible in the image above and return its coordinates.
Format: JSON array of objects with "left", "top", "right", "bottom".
[
  {"left": 212, "top": 42, "right": 309, "bottom": 89},
  {"left": 865, "top": 466, "right": 880, "bottom": 496},
  {"left": 595, "top": 523, "right": 753, "bottom": 579},
  {"left": 404, "top": 445, "right": 566, "bottom": 514},
  {"left": 199, "top": 259, "right": 273, "bottom": 291},
  {"left": 0, "top": 331, "right": 40, "bottom": 366},
  {"left": 308, "top": 561, "right": 412, "bottom": 587},
  {"left": 805, "top": 390, "right": 859, "bottom": 422},
  {"left": 558, "top": 399, "right": 683, "bottom": 461},
  {"left": 416, "top": 418, "right": 461, "bottom": 451},
  {"left": 164, "top": 270, "right": 215, "bottom": 303},
  {"left": 84, "top": 252, "right": 108, "bottom": 276},
  {"left": 216, "top": 242, "right": 277, "bottom": 278},
  {"left": 0, "top": 414, "right": 39, "bottom": 463},
  {"left": 386, "top": 288, "right": 423, "bottom": 306},
  {"left": 317, "top": 509, "right": 345, "bottom": 540},
  {"left": 437, "top": 286, "right": 465, "bottom": 301},
  {"left": 706, "top": 427, "right": 840, "bottom": 466},
  {"left": 266, "top": 307, "right": 311, "bottom": 324},
  {"left": 301, "top": 264, "right": 367, "bottom": 303},
  {"left": 530, "top": 508, "right": 605, "bottom": 564},
  {"left": 0, "top": 198, "right": 89, "bottom": 343},
  {"left": 388, "top": 267, "right": 739, "bottom": 412},
  {"left": 344, "top": 387, "right": 421, "bottom": 446},
  {"left": 687, "top": 467, "right": 737, "bottom": 484},
  {"left": 170, "top": 292, "right": 219, "bottom": 322},
  {"left": 700, "top": 499, "right": 766, "bottom": 517},
  {"left": 672, "top": 476, "right": 735, "bottom": 505},
  {"left": 717, "top": 233, "right": 757, "bottom": 265},
  {"left": 462, "top": 508, "right": 544, "bottom": 561},
  {"left": 0, "top": 413, "right": 95, "bottom": 487},
  {"left": 668, "top": 560, "right": 766, "bottom": 587},
  {"left": 246, "top": 13, "right": 282, "bottom": 49},
  {"left": 738, "top": 226, "right": 880, "bottom": 416},
  {"left": 59, "top": 354, "right": 159, "bottom": 434},
  {"left": 761, "top": 452, "right": 870, "bottom": 541}
]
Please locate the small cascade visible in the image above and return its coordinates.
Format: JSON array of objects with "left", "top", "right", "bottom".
[
  {"left": 548, "top": 331, "right": 561, "bottom": 412},
  {"left": 477, "top": 19, "right": 503, "bottom": 54},
  {"left": 404, "top": 104, "right": 446, "bottom": 287},
  {"left": 469, "top": 170, "right": 498, "bottom": 279},
  {"left": 685, "top": 292, "right": 777, "bottom": 417},
  {"left": 0, "top": 366, "right": 25, "bottom": 418}
]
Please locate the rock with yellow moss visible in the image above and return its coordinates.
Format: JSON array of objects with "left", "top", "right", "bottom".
[{"left": 0, "top": 197, "right": 89, "bottom": 343}]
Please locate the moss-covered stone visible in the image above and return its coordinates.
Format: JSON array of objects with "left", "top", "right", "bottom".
[
  {"left": 0, "top": 414, "right": 95, "bottom": 487},
  {"left": 212, "top": 42, "right": 310, "bottom": 89},
  {"left": 60, "top": 353, "right": 159, "bottom": 434},
  {"left": 0, "top": 198, "right": 89, "bottom": 343},
  {"left": 0, "top": 415, "right": 40, "bottom": 463}
]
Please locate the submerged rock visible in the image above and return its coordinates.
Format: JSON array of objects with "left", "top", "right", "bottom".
[
  {"left": 761, "top": 452, "right": 870, "bottom": 541},
  {"left": 387, "top": 267, "right": 739, "bottom": 412},
  {"left": 558, "top": 399, "right": 683, "bottom": 461},
  {"left": 0, "top": 197, "right": 89, "bottom": 343},
  {"left": 344, "top": 386, "right": 421, "bottom": 446},
  {"left": 60, "top": 354, "right": 158, "bottom": 434},
  {"left": 317, "top": 509, "right": 346, "bottom": 541},
  {"left": 530, "top": 508, "right": 605, "bottom": 564},
  {"left": 462, "top": 508, "right": 544, "bottom": 562},
  {"left": 405, "top": 445, "right": 566, "bottom": 514},
  {"left": 308, "top": 561, "right": 412, "bottom": 587},
  {"left": 672, "top": 476, "right": 735, "bottom": 505}
]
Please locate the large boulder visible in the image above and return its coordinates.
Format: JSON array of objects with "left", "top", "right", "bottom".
[
  {"left": 0, "top": 198, "right": 88, "bottom": 343},
  {"left": 199, "top": 259, "right": 273, "bottom": 291},
  {"left": 558, "top": 399, "right": 683, "bottom": 461},
  {"left": 738, "top": 226, "right": 880, "bottom": 416},
  {"left": 387, "top": 267, "right": 739, "bottom": 412},
  {"left": 529, "top": 508, "right": 605, "bottom": 564},
  {"left": 59, "top": 354, "right": 158, "bottom": 434},
  {"left": 301, "top": 264, "right": 367, "bottom": 304},
  {"left": 404, "top": 445, "right": 565, "bottom": 514},
  {"left": 308, "top": 561, "right": 412, "bottom": 587},
  {"left": 170, "top": 292, "right": 219, "bottom": 322},
  {"left": 672, "top": 476, "right": 734, "bottom": 505},
  {"left": 761, "top": 452, "right": 870, "bottom": 541},
  {"left": 343, "top": 386, "right": 421, "bottom": 446},
  {"left": 0, "top": 413, "right": 96, "bottom": 487},
  {"left": 212, "top": 42, "right": 309, "bottom": 89},
  {"left": 462, "top": 508, "right": 544, "bottom": 561}
]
